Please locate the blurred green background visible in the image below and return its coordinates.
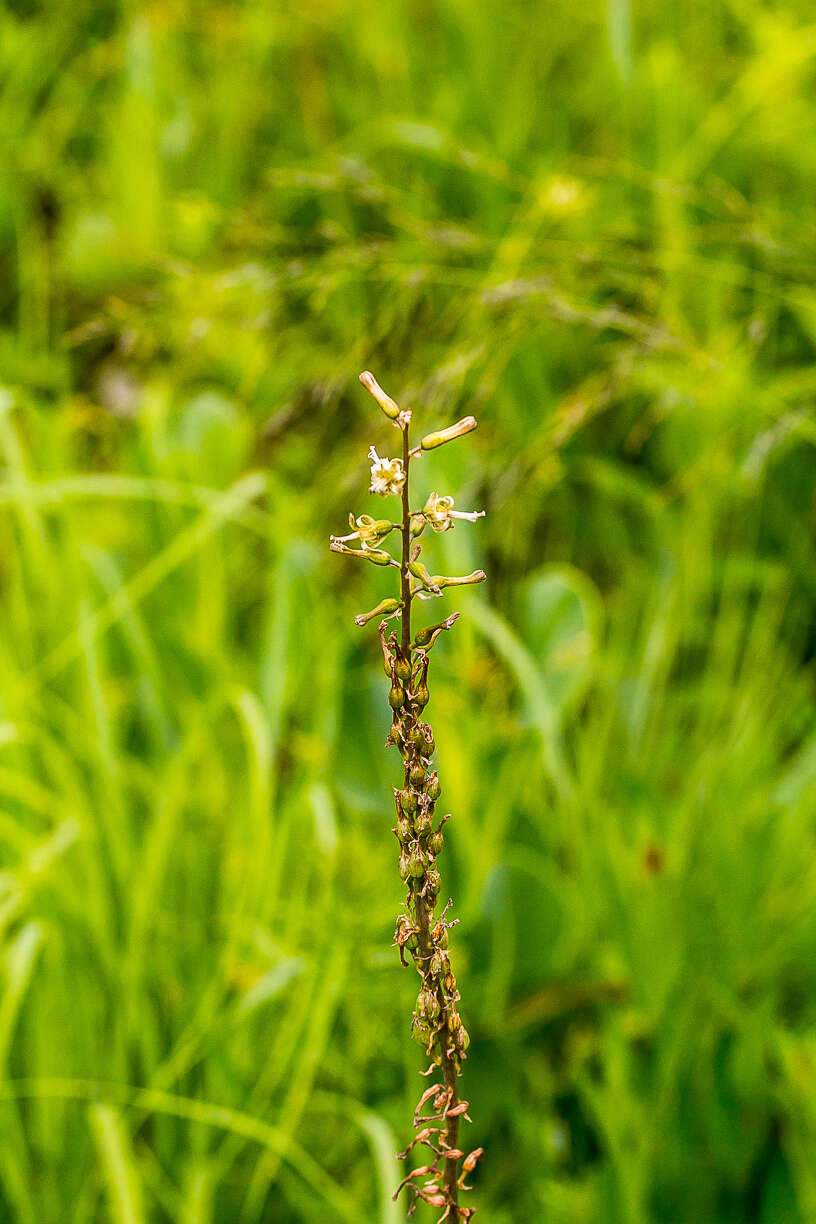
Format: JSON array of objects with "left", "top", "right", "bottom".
[{"left": 2, "top": 0, "right": 816, "bottom": 1220}]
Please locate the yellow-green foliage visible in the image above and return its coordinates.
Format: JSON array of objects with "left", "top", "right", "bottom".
[{"left": 1, "top": 1, "right": 816, "bottom": 1220}]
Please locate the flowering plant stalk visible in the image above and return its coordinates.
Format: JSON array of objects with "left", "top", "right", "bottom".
[{"left": 330, "top": 372, "right": 485, "bottom": 1221}]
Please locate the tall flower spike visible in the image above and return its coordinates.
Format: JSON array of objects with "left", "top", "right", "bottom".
[{"left": 330, "top": 372, "right": 486, "bottom": 1220}]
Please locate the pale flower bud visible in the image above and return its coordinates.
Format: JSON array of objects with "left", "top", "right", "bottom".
[
  {"left": 419, "top": 416, "right": 477, "bottom": 450},
  {"left": 359, "top": 370, "right": 401, "bottom": 420}
]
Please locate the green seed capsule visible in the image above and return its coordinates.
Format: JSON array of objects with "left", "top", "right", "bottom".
[
  {"left": 406, "top": 932, "right": 419, "bottom": 952},
  {"left": 429, "top": 950, "right": 444, "bottom": 977},
  {"left": 399, "top": 853, "right": 411, "bottom": 880},
  {"left": 412, "top": 1021, "right": 432, "bottom": 1047},
  {"left": 395, "top": 656, "right": 412, "bottom": 685},
  {"left": 414, "top": 811, "right": 432, "bottom": 838},
  {"left": 429, "top": 830, "right": 444, "bottom": 856},
  {"left": 408, "top": 851, "right": 426, "bottom": 878},
  {"left": 414, "top": 684, "right": 429, "bottom": 709},
  {"left": 458, "top": 1026, "right": 470, "bottom": 1052},
  {"left": 409, "top": 760, "right": 427, "bottom": 787},
  {"left": 397, "top": 815, "right": 411, "bottom": 843},
  {"left": 399, "top": 789, "right": 418, "bottom": 814},
  {"left": 444, "top": 971, "right": 456, "bottom": 994},
  {"left": 388, "top": 684, "right": 405, "bottom": 710},
  {"left": 447, "top": 1009, "right": 461, "bottom": 1032},
  {"left": 427, "top": 774, "right": 441, "bottom": 801}
]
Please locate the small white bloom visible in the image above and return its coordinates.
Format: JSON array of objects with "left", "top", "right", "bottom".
[
  {"left": 422, "top": 491, "right": 485, "bottom": 533},
  {"left": 368, "top": 446, "right": 406, "bottom": 497},
  {"left": 330, "top": 513, "right": 396, "bottom": 549}
]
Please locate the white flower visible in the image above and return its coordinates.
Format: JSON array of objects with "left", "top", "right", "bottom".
[
  {"left": 330, "top": 513, "right": 396, "bottom": 549},
  {"left": 368, "top": 446, "right": 406, "bottom": 497},
  {"left": 422, "top": 491, "right": 485, "bottom": 533}
]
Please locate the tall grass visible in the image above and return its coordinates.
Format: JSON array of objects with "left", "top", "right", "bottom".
[{"left": 1, "top": 0, "right": 816, "bottom": 1220}]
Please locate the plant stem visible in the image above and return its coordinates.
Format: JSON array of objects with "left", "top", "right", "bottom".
[{"left": 400, "top": 420, "right": 412, "bottom": 653}]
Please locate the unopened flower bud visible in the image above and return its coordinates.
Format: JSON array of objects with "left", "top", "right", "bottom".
[
  {"left": 419, "top": 416, "right": 477, "bottom": 450},
  {"left": 355, "top": 597, "right": 402, "bottom": 627},
  {"left": 359, "top": 370, "right": 401, "bottom": 420}
]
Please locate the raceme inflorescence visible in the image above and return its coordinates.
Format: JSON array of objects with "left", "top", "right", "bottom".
[{"left": 330, "top": 372, "right": 485, "bottom": 1221}]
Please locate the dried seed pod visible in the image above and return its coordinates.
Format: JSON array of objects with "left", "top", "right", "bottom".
[
  {"left": 425, "top": 868, "right": 442, "bottom": 898},
  {"left": 432, "top": 921, "right": 449, "bottom": 949},
  {"left": 417, "top": 986, "right": 439, "bottom": 1022}
]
